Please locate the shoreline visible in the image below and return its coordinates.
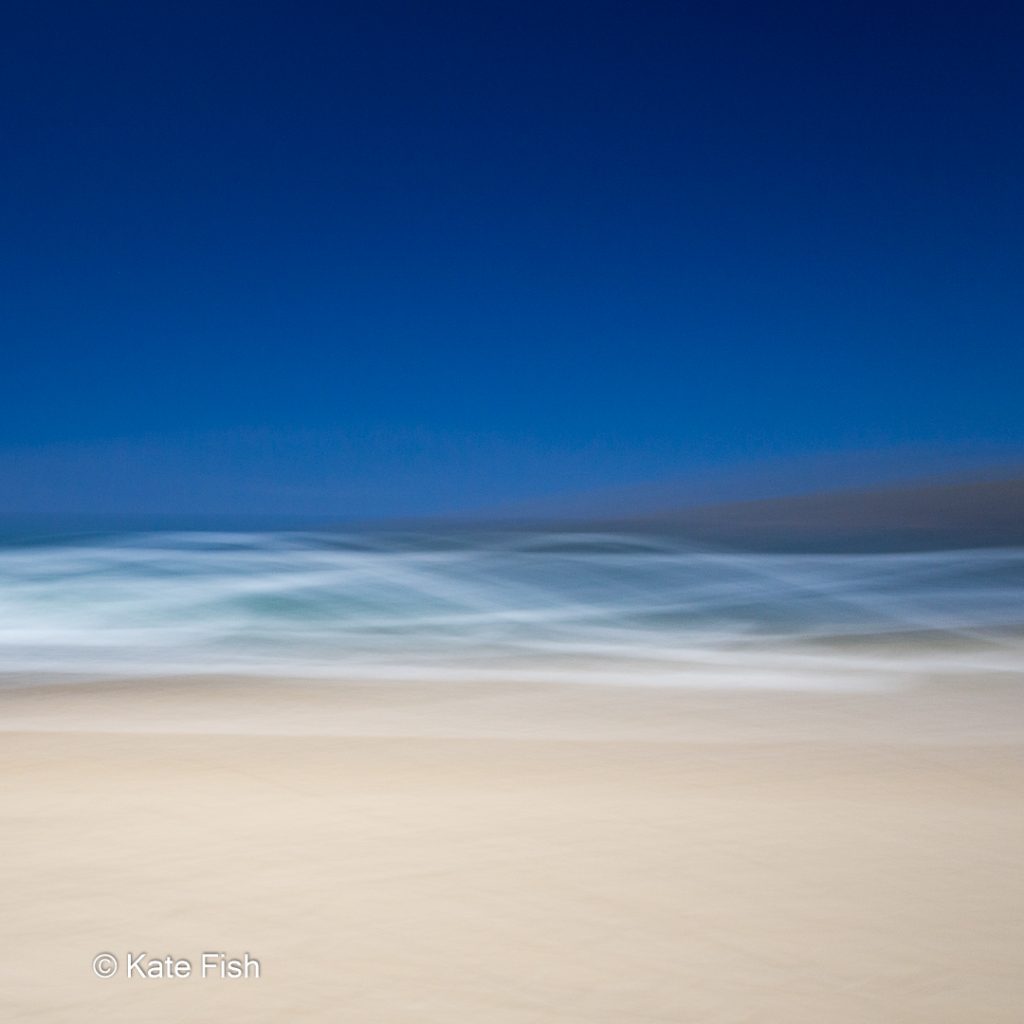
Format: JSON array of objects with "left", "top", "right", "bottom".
[{"left": 1, "top": 671, "right": 1023, "bottom": 743}]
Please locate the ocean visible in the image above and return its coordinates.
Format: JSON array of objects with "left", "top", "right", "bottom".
[{"left": 1, "top": 530, "right": 1021, "bottom": 688}]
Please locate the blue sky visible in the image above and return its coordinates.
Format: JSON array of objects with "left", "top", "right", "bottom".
[{"left": 2, "top": 3, "right": 1022, "bottom": 518}]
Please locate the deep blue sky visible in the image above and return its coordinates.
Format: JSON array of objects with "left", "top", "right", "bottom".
[{"left": 2, "top": 2, "right": 1022, "bottom": 517}]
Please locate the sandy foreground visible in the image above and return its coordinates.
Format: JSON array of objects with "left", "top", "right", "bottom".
[{"left": 1, "top": 674, "right": 1023, "bottom": 1023}]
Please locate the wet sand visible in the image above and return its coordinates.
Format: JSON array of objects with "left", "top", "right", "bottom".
[{"left": 1, "top": 676, "right": 1022, "bottom": 1022}]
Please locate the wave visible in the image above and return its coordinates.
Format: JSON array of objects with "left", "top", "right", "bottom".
[{"left": 0, "top": 531, "right": 1022, "bottom": 687}]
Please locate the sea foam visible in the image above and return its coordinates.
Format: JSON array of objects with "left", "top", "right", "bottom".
[{"left": 0, "top": 531, "right": 1021, "bottom": 688}]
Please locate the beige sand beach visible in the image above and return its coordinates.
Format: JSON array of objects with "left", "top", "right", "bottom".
[{"left": 2, "top": 675, "right": 1023, "bottom": 1022}]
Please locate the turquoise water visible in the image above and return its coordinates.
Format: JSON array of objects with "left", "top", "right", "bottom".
[{"left": 1, "top": 531, "right": 1021, "bottom": 687}]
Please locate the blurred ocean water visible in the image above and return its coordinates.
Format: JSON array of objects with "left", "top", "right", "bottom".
[{"left": 0, "top": 531, "right": 1021, "bottom": 688}]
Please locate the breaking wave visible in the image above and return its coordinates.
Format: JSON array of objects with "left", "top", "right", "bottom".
[{"left": 1, "top": 531, "right": 1022, "bottom": 688}]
